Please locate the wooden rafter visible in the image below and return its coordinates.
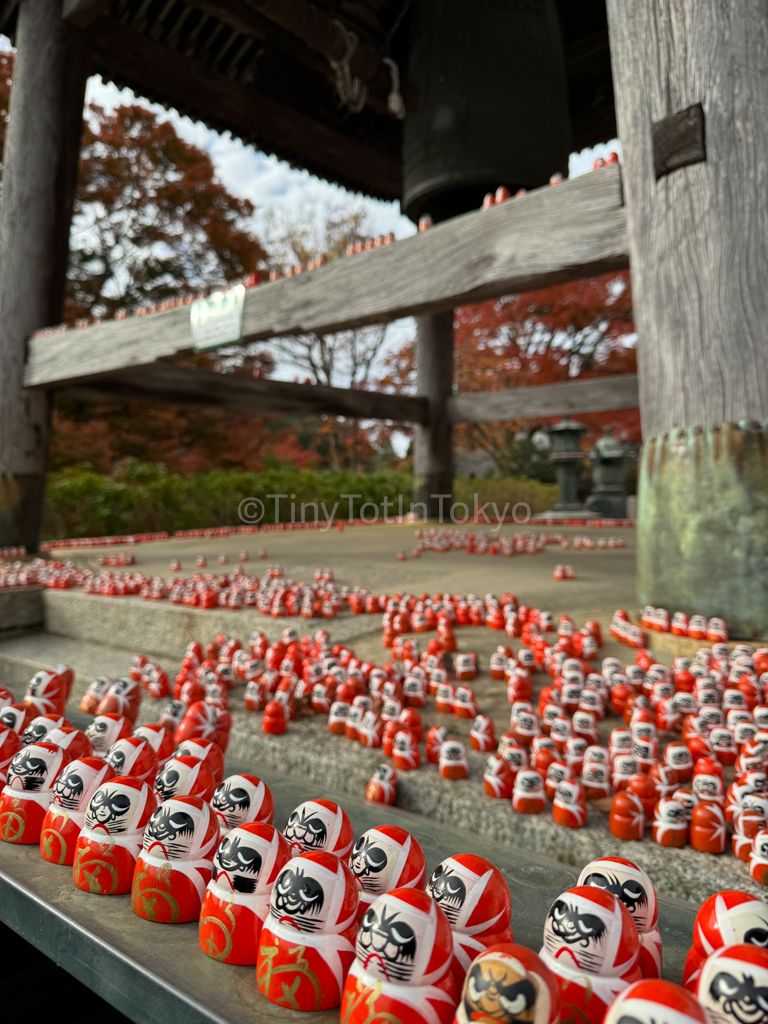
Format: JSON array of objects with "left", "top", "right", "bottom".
[{"left": 89, "top": 15, "right": 402, "bottom": 199}]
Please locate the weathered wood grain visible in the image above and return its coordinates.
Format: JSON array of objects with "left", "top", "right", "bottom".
[
  {"left": 448, "top": 374, "right": 640, "bottom": 423},
  {"left": 606, "top": 0, "right": 768, "bottom": 437},
  {"left": 0, "top": 0, "right": 88, "bottom": 548},
  {"left": 65, "top": 363, "right": 431, "bottom": 423},
  {"left": 26, "top": 164, "right": 629, "bottom": 389},
  {"left": 414, "top": 312, "right": 454, "bottom": 513}
]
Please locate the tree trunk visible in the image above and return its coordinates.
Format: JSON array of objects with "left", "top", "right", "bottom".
[
  {"left": 606, "top": 0, "right": 768, "bottom": 636},
  {"left": 0, "top": 0, "right": 90, "bottom": 550},
  {"left": 413, "top": 311, "right": 454, "bottom": 519}
]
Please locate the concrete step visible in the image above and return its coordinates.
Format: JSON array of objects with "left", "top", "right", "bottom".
[{"left": 42, "top": 588, "right": 381, "bottom": 660}]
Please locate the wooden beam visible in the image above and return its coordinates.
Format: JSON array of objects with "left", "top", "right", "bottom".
[
  {"left": 90, "top": 16, "right": 401, "bottom": 199},
  {"left": 62, "top": 0, "right": 108, "bottom": 27},
  {"left": 64, "top": 363, "right": 431, "bottom": 423},
  {"left": 448, "top": 374, "right": 640, "bottom": 423},
  {"left": 0, "top": 0, "right": 89, "bottom": 550},
  {"left": 26, "top": 165, "right": 629, "bottom": 389}
]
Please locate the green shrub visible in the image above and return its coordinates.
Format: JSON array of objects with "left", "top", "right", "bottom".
[{"left": 41, "top": 460, "right": 558, "bottom": 539}]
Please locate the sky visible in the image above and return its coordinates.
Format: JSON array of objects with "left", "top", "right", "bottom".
[{"left": 2, "top": 37, "right": 623, "bottom": 456}]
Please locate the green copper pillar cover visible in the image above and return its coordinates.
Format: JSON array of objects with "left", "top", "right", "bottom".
[
  {"left": 402, "top": 0, "right": 571, "bottom": 223},
  {"left": 637, "top": 422, "right": 768, "bottom": 639}
]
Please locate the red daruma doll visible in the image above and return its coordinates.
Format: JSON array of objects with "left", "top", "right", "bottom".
[
  {"left": 0, "top": 742, "right": 71, "bottom": 844},
  {"left": 349, "top": 825, "right": 426, "bottom": 916},
  {"left": 282, "top": 798, "right": 353, "bottom": 858},
  {"left": 209, "top": 774, "right": 274, "bottom": 836},
  {"left": 132, "top": 795, "right": 220, "bottom": 923},
  {"left": 40, "top": 757, "right": 116, "bottom": 865},
  {"left": 427, "top": 854, "right": 514, "bottom": 989},
  {"left": 257, "top": 850, "right": 359, "bottom": 1012},
  {"left": 199, "top": 822, "right": 290, "bottom": 965},
  {"left": 453, "top": 943, "right": 561, "bottom": 1024},
  {"left": 539, "top": 886, "right": 641, "bottom": 1024},
  {"left": 341, "top": 888, "right": 458, "bottom": 1024},
  {"left": 73, "top": 777, "right": 157, "bottom": 894},
  {"left": 578, "top": 856, "right": 661, "bottom": 979}
]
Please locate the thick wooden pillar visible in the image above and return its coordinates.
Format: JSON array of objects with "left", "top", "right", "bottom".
[
  {"left": 607, "top": 0, "right": 768, "bottom": 637},
  {"left": 413, "top": 311, "right": 454, "bottom": 519},
  {"left": 0, "top": 0, "right": 89, "bottom": 550}
]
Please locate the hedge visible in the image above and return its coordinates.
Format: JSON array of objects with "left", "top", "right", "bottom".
[{"left": 41, "top": 461, "right": 558, "bottom": 540}]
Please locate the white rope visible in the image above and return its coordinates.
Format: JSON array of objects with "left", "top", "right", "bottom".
[
  {"left": 383, "top": 56, "right": 405, "bottom": 119},
  {"left": 329, "top": 20, "right": 367, "bottom": 113}
]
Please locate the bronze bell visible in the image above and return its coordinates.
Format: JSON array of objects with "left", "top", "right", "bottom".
[{"left": 403, "top": 0, "right": 571, "bottom": 223}]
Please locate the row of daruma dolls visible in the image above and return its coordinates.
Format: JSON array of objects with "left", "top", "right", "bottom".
[
  {"left": 0, "top": 712, "right": 732, "bottom": 1024},
  {"left": 640, "top": 607, "right": 730, "bottom": 641},
  {"left": 4, "top": 726, "right": 767, "bottom": 1024}
]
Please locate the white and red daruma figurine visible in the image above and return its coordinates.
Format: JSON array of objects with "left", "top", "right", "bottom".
[
  {"left": 282, "top": 798, "right": 353, "bottom": 858},
  {"left": 349, "top": 825, "right": 426, "bottom": 915},
  {"left": 513, "top": 770, "right": 546, "bottom": 814},
  {"left": 540, "top": 885, "right": 641, "bottom": 1024},
  {"left": 258, "top": 850, "right": 359, "bottom": 1012},
  {"left": 0, "top": 742, "right": 71, "bottom": 844},
  {"left": 105, "top": 736, "right": 158, "bottom": 785},
  {"left": 577, "top": 856, "right": 661, "bottom": 979},
  {"left": 153, "top": 754, "right": 216, "bottom": 803},
  {"left": 553, "top": 780, "right": 587, "bottom": 829},
  {"left": 683, "top": 889, "right": 768, "bottom": 991},
  {"left": 210, "top": 773, "right": 274, "bottom": 836},
  {"left": 440, "top": 741, "right": 469, "bottom": 781},
  {"left": 604, "top": 979, "right": 707, "bottom": 1024},
  {"left": 427, "top": 854, "right": 514, "bottom": 989},
  {"left": 366, "top": 764, "right": 397, "bottom": 805},
  {"left": 696, "top": 943, "right": 768, "bottom": 1024},
  {"left": 199, "top": 822, "right": 290, "bottom": 965},
  {"left": 393, "top": 729, "right": 421, "bottom": 771},
  {"left": 40, "top": 756, "right": 116, "bottom": 865},
  {"left": 341, "top": 887, "right": 458, "bottom": 1024},
  {"left": 131, "top": 723, "right": 176, "bottom": 768},
  {"left": 132, "top": 794, "right": 220, "bottom": 923},
  {"left": 73, "top": 776, "right": 157, "bottom": 895},
  {"left": 469, "top": 715, "right": 496, "bottom": 752},
  {"left": 453, "top": 943, "right": 560, "bottom": 1024},
  {"left": 484, "top": 753, "right": 514, "bottom": 799}
]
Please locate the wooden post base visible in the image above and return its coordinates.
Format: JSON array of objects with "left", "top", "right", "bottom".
[{"left": 637, "top": 422, "right": 768, "bottom": 638}]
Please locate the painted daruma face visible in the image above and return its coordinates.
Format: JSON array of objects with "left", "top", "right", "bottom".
[
  {"left": 577, "top": 857, "right": 657, "bottom": 932},
  {"left": 270, "top": 861, "right": 329, "bottom": 932},
  {"left": 6, "top": 744, "right": 64, "bottom": 794},
  {"left": 213, "top": 830, "right": 263, "bottom": 894},
  {"left": 461, "top": 947, "right": 556, "bottom": 1024},
  {"left": 85, "top": 784, "right": 139, "bottom": 834}
]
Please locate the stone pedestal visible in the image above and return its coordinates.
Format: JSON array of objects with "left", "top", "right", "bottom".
[
  {"left": 586, "top": 457, "right": 627, "bottom": 517},
  {"left": 637, "top": 422, "right": 768, "bottom": 638}
]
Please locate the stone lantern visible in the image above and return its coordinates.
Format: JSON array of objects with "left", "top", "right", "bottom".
[
  {"left": 544, "top": 418, "right": 592, "bottom": 515},
  {"left": 586, "top": 427, "right": 628, "bottom": 517}
]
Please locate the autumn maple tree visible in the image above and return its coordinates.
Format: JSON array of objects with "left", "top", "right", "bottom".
[{"left": 379, "top": 270, "right": 639, "bottom": 475}]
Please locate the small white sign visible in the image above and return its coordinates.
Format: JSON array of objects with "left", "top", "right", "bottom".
[{"left": 191, "top": 284, "right": 245, "bottom": 351}]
